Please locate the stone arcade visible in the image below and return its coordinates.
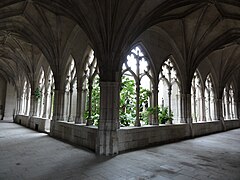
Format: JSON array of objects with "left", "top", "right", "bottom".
[{"left": 0, "top": 0, "right": 240, "bottom": 156}]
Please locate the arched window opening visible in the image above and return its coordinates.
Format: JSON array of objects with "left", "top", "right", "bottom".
[
  {"left": 191, "top": 71, "right": 203, "bottom": 123},
  {"left": 20, "top": 80, "right": 30, "bottom": 115},
  {"left": 229, "top": 84, "right": 236, "bottom": 119},
  {"left": 158, "top": 58, "right": 180, "bottom": 124},
  {"left": 36, "top": 68, "right": 45, "bottom": 117},
  {"left": 82, "top": 50, "right": 99, "bottom": 126},
  {"left": 205, "top": 75, "right": 215, "bottom": 121},
  {"left": 49, "top": 72, "right": 55, "bottom": 120},
  {"left": 222, "top": 83, "right": 236, "bottom": 120},
  {"left": 120, "top": 46, "right": 152, "bottom": 127},
  {"left": 42, "top": 70, "right": 54, "bottom": 121},
  {"left": 64, "top": 58, "right": 77, "bottom": 122}
]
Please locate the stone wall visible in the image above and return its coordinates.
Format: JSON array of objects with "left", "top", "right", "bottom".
[
  {"left": 118, "top": 124, "right": 190, "bottom": 152},
  {"left": 225, "top": 120, "right": 240, "bottom": 130},
  {"left": 51, "top": 121, "right": 97, "bottom": 151},
  {"left": 14, "top": 115, "right": 240, "bottom": 154},
  {"left": 192, "top": 121, "right": 223, "bottom": 137},
  {"left": 3, "top": 83, "right": 16, "bottom": 120},
  {"left": 0, "top": 76, "right": 6, "bottom": 119},
  {"left": 15, "top": 115, "right": 50, "bottom": 132}
]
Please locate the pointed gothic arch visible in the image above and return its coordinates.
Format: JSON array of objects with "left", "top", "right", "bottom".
[
  {"left": 205, "top": 74, "right": 216, "bottom": 121},
  {"left": 158, "top": 57, "right": 181, "bottom": 124},
  {"left": 120, "top": 44, "right": 154, "bottom": 126},
  {"left": 191, "top": 70, "right": 204, "bottom": 122}
]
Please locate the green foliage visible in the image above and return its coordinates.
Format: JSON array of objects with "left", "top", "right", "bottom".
[
  {"left": 34, "top": 87, "right": 42, "bottom": 100},
  {"left": 119, "top": 76, "right": 151, "bottom": 126},
  {"left": 91, "top": 77, "right": 100, "bottom": 120},
  {"left": 142, "top": 107, "right": 157, "bottom": 125},
  {"left": 120, "top": 76, "right": 136, "bottom": 126},
  {"left": 85, "top": 77, "right": 100, "bottom": 126},
  {"left": 159, "top": 107, "right": 173, "bottom": 124}
]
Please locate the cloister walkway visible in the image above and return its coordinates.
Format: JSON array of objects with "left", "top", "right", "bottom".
[{"left": 0, "top": 119, "right": 240, "bottom": 180}]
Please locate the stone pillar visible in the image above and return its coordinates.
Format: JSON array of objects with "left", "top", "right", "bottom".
[
  {"left": 51, "top": 89, "right": 65, "bottom": 122},
  {"left": 151, "top": 86, "right": 159, "bottom": 125},
  {"left": 180, "top": 93, "right": 191, "bottom": 123},
  {"left": 181, "top": 93, "right": 193, "bottom": 136},
  {"left": 48, "top": 90, "right": 54, "bottom": 119},
  {"left": 29, "top": 94, "right": 35, "bottom": 116},
  {"left": 134, "top": 80, "right": 141, "bottom": 126},
  {"left": 214, "top": 98, "right": 218, "bottom": 120},
  {"left": 86, "top": 83, "right": 93, "bottom": 125},
  {"left": 68, "top": 87, "right": 73, "bottom": 122},
  {"left": 215, "top": 98, "right": 225, "bottom": 130},
  {"left": 75, "top": 84, "right": 83, "bottom": 124},
  {"left": 168, "top": 86, "right": 172, "bottom": 124},
  {"left": 42, "top": 91, "right": 49, "bottom": 118},
  {"left": 225, "top": 90, "right": 230, "bottom": 120},
  {"left": 237, "top": 101, "right": 240, "bottom": 119},
  {"left": 50, "top": 89, "right": 65, "bottom": 135},
  {"left": 192, "top": 88, "right": 197, "bottom": 122},
  {"left": 24, "top": 96, "right": 29, "bottom": 115},
  {"left": 96, "top": 82, "right": 119, "bottom": 155},
  {"left": 201, "top": 96, "right": 206, "bottom": 121},
  {"left": 81, "top": 88, "right": 87, "bottom": 123}
]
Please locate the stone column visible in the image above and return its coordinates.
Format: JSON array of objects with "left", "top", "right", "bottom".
[
  {"left": 42, "top": 91, "right": 49, "bottom": 118},
  {"left": 86, "top": 83, "right": 93, "bottom": 125},
  {"left": 201, "top": 96, "right": 206, "bottom": 121},
  {"left": 96, "top": 82, "right": 119, "bottom": 155},
  {"left": 208, "top": 90, "right": 212, "bottom": 121},
  {"left": 180, "top": 93, "right": 192, "bottom": 123},
  {"left": 192, "top": 88, "right": 197, "bottom": 122},
  {"left": 29, "top": 93, "right": 36, "bottom": 117},
  {"left": 24, "top": 96, "right": 29, "bottom": 115},
  {"left": 81, "top": 88, "right": 87, "bottom": 124},
  {"left": 237, "top": 101, "right": 240, "bottom": 119},
  {"left": 225, "top": 90, "right": 230, "bottom": 120},
  {"left": 168, "top": 86, "right": 172, "bottom": 124},
  {"left": 135, "top": 80, "right": 141, "bottom": 126},
  {"left": 48, "top": 90, "right": 54, "bottom": 119},
  {"left": 215, "top": 98, "right": 225, "bottom": 130},
  {"left": 51, "top": 89, "right": 65, "bottom": 122},
  {"left": 151, "top": 85, "right": 159, "bottom": 125},
  {"left": 68, "top": 87, "right": 73, "bottom": 122},
  {"left": 75, "top": 84, "right": 83, "bottom": 124},
  {"left": 181, "top": 93, "right": 193, "bottom": 136},
  {"left": 50, "top": 89, "right": 65, "bottom": 135},
  {"left": 233, "top": 101, "right": 237, "bottom": 119}
]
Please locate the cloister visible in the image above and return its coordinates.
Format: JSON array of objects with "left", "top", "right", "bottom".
[{"left": 0, "top": 0, "right": 240, "bottom": 156}]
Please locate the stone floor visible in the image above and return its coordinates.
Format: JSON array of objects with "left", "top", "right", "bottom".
[{"left": 0, "top": 120, "right": 240, "bottom": 180}]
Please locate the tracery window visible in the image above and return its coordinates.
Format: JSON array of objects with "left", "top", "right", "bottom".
[
  {"left": 120, "top": 46, "right": 152, "bottom": 126},
  {"left": 158, "top": 58, "right": 180, "bottom": 124},
  {"left": 222, "top": 83, "right": 236, "bottom": 120},
  {"left": 82, "top": 50, "right": 99, "bottom": 126},
  {"left": 20, "top": 80, "right": 30, "bottom": 115},
  {"left": 205, "top": 75, "right": 215, "bottom": 121},
  {"left": 37, "top": 68, "right": 45, "bottom": 117},
  {"left": 43, "top": 70, "right": 54, "bottom": 120},
  {"left": 64, "top": 58, "right": 77, "bottom": 122},
  {"left": 191, "top": 71, "right": 203, "bottom": 122}
]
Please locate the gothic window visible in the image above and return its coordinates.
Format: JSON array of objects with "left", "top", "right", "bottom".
[
  {"left": 43, "top": 70, "right": 54, "bottom": 120},
  {"left": 205, "top": 75, "right": 215, "bottom": 121},
  {"left": 191, "top": 71, "right": 203, "bottom": 122},
  {"left": 37, "top": 68, "right": 45, "bottom": 117},
  {"left": 21, "top": 80, "right": 30, "bottom": 115},
  {"left": 158, "top": 58, "right": 180, "bottom": 124},
  {"left": 223, "top": 83, "right": 236, "bottom": 120},
  {"left": 229, "top": 84, "right": 236, "bottom": 119},
  {"left": 64, "top": 58, "right": 77, "bottom": 122},
  {"left": 82, "top": 49, "right": 99, "bottom": 126},
  {"left": 120, "top": 46, "right": 152, "bottom": 126}
]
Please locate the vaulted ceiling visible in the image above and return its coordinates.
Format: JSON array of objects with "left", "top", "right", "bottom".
[{"left": 0, "top": 0, "right": 240, "bottom": 92}]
